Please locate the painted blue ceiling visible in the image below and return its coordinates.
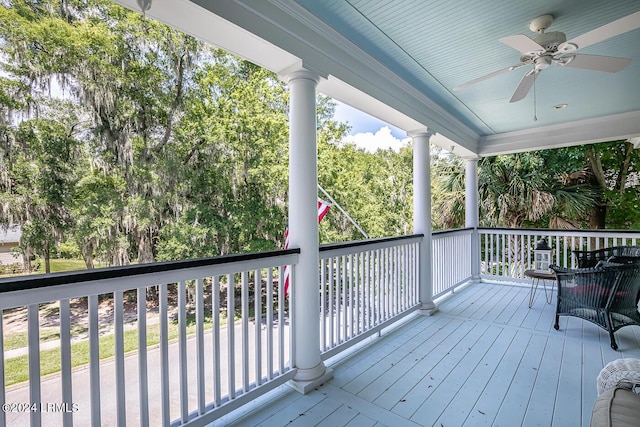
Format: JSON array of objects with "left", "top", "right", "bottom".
[{"left": 295, "top": 0, "right": 640, "bottom": 137}]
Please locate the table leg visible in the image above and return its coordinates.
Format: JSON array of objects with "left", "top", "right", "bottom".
[
  {"left": 542, "top": 279, "right": 554, "bottom": 304},
  {"left": 529, "top": 278, "right": 539, "bottom": 308}
]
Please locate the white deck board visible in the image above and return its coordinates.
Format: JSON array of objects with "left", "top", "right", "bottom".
[
  {"left": 434, "top": 327, "right": 517, "bottom": 427},
  {"left": 463, "top": 330, "right": 533, "bottom": 427},
  {"left": 220, "top": 281, "right": 640, "bottom": 427},
  {"left": 553, "top": 339, "right": 584, "bottom": 427}
]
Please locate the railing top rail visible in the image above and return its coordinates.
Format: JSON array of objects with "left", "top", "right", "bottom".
[
  {"left": 0, "top": 248, "right": 300, "bottom": 294},
  {"left": 432, "top": 227, "right": 474, "bottom": 237},
  {"left": 319, "top": 234, "right": 424, "bottom": 252},
  {"left": 319, "top": 234, "right": 423, "bottom": 258},
  {"left": 478, "top": 227, "right": 640, "bottom": 236}
]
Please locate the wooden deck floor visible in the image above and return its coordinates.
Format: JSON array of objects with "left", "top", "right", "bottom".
[{"left": 218, "top": 281, "right": 640, "bottom": 427}]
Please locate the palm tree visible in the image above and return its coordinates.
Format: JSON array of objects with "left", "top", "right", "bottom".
[
  {"left": 431, "top": 151, "right": 598, "bottom": 230},
  {"left": 479, "top": 153, "right": 597, "bottom": 228}
]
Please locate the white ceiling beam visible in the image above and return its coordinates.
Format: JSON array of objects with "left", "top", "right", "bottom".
[{"left": 478, "top": 111, "right": 640, "bottom": 156}]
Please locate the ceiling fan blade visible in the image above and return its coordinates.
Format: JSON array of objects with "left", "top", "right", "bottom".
[
  {"left": 499, "top": 34, "right": 544, "bottom": 54},
  {"left": 453, "top": 63, "right": 525, "bottom": 91},
  {"left": 510, "top": 69, "right": 539, "bottom": 103},
  {"left": 557, "top": 54, "right": 632, "bottom": 73},
  {"left": 558, "top": 11, "right": 640, "bottom": 52}
]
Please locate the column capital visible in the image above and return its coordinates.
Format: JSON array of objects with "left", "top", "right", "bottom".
[
  {"left": 462, "top": 155, "right": 481, "bottom": 162},
  {"left": 278, "top": 64, "right": 323, "bottom": 85},
  {"left": 407, "top": 129, "right": 434, "bottom": 140}
]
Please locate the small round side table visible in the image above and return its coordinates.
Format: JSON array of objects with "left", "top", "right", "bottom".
[{"left": 524, "top": 269, "right": 556, "bottom": 308}]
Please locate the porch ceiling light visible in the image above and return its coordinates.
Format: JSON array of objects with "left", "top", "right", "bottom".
[{"left": 553, "top": 103, "right": 568, "bottom": 110}]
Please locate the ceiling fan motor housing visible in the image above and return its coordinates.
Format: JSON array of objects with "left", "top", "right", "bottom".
[
  {"left": 534, "top": 31, "right": 567, "bottom": 52},
  {"left": 520, "top": 31, "right": 567, "bottom": 63}
]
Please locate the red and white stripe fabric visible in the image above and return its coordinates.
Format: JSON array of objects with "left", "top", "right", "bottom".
[{"left": 283, "top": 198, "right": 330, "bottom": 296}]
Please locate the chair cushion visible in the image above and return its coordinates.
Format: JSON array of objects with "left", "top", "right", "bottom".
[
  {"left": 568, "top": 284, "right": 630, "bottom": 301},
  {"left": 591, "top": 388, "right": 640, "bottom": 427}
]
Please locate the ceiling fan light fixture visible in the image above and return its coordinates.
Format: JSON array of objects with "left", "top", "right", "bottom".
[
  {"left": 553, "top": 104, "right": 568, "bottom": 110},
  {"left": 534, "top": 56, "right": 552, "bottom": 70}
]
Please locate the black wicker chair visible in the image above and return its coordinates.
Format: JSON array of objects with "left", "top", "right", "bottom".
[
  {"left": 550, "top": 263, "right": 640, "bottom": 350},
  {"left": 573, "top": 246, "right": 640, "bottom": 268}
]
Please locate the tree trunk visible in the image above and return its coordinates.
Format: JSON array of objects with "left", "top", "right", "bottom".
[
  {"left": 23, "top": 246, "right": 32, "bottom": 272},
  {"left": 44, "top": 240, "right": 51, "bottom": 274},
  {"left": 589, "top": 205, "right": 606, "bottom": 229},
  {"left": 586, "top": 148, "right": 608, "bottom": 234},
  {"left": 618, "top": 141, "right": 634, "bottom": 193},
  {"left": 81, "top": 241, "right": 95, "bottom": 269},
  {"left": 136, "top": 228, "right": 155, "bottom": 264}
]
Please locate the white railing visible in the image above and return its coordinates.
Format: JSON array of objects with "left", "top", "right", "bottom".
[
  {"left": 0, "top": 250, "right": 298, "bottom": 427},
  {"left": 479, "top": 228, "right": 640, "bottom": 281},
  {"left": 432, "top": 228, "right": 474, "bottom": 298},
  {"left": 318, "top": 235, "right": 422, "bottom": 359},
  {"left": 15, "top": 228, "right": 639, "bottom": 425}
]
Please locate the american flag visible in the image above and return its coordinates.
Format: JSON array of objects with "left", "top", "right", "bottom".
[{"left": 283, "top": 198, "right": 331, "bottom": 296}]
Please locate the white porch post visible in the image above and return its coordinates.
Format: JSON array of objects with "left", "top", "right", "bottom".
[
  {"left": 282, "top": 68, "right": 332, "bottom": 394},
  {"left": 465, "top": 157, "right": 481, "bottom": 280},
  {"left": 410, "top": 130, "right": 438, "bottom": 315}
]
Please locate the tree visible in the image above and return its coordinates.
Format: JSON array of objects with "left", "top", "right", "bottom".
[
  {"left": 156, "top": 55, "right": 294, "bottom": 259},
  {"left": 0, "top": 0, "right": 421, "bottom": 273},
  {"left": 431, "top": 147, "right": 465, "bottom": 230},
  {"left": 431, "top": 150, "right": 598, "bottom": 230},
  {"left": 317, "top": 137, "right": 413, "bottom": 242},
  {"left": 0, "top": 0, "right": 200, "bottom": 266},
  {"left": 585, "top": 141, "right": 640, "bottom": 229},
  {"left": 0, "top": 101, "right": 82, "bottom": 272}
]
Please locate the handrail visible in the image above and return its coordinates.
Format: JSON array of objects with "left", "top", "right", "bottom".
[
  {"left": 0, "top": 248, "right": 300, "bottom": 294},
  {"left": 318, "top": 234, "right": 421, "bottom": 357},
  {"left": 432, "top": 227, "right": 474, "bottom": 236},
  {"left": 319, "top": 234, "right": 424, "bottom": 253},
  {"left": 1, "top": 248, "right": 298, "bottom": 426},
  {"left": 479, "top": 227, "right": 640, "bottom": 235},
  {"left": 478, "top": 227, "right": 640, "bottom": 281},
  {"left": 319, "top": 234, "right": 423, "bottom": 259}
]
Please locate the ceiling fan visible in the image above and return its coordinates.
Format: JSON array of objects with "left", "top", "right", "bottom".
[{"left": 453, "top": 11, "right": 640, "bottom": 103}]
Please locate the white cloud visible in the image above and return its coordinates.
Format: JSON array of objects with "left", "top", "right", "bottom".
[{"left": 343, "top": 126, "right": 410, "bottom": 153}]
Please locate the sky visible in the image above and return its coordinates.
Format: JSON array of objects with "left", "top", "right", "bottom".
[{"left": 332, "top": 101, "right": 410, "bottom": 153}]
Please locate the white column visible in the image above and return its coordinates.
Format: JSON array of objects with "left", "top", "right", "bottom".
[
  {"left": 282, "top": 68, "right": 332, "bottom": 393},
  {"left": 410, "top": 130, "right": 438, "bottom": 315},
  {"left": 465, "top": 157, "right": 481, "bottom": 280}
]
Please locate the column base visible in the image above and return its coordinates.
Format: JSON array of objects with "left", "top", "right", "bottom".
[
  {"left": 419, "top": 301, "right": 439, "bottom": 316},
  {"left": 288, "top": 365, "right": 334, "bottom": 394}
]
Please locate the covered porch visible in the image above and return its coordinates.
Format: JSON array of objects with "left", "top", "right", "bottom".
[
  {"left": 2, "top": 228, "right": 640, "bottom": 426},
  {"left": 1, "top": 0, "right": 640, "bottom": 426},
  {"left": 223, "top": 280, "right": 640, "bottom": 427}
]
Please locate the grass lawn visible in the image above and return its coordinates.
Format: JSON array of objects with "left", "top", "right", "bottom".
[
  {"left": 3, "top": 328, "right": 62, "bottom": 351},
  {"left": 5, "top": 313, "right": 222, "bottom": 387},
  {"left": 47, "top": 258, "right": 108, "bottom": 273},
  {"left": 48, "top": 258, "right": 93, "bottom": 273},
  {"left": 0, "top": 258, "right": 107, "bottom": 278}
]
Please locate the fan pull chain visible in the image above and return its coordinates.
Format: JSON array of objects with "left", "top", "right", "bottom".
[{"left": 533, "top": 67, "right": 538, "bottom": 122}]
